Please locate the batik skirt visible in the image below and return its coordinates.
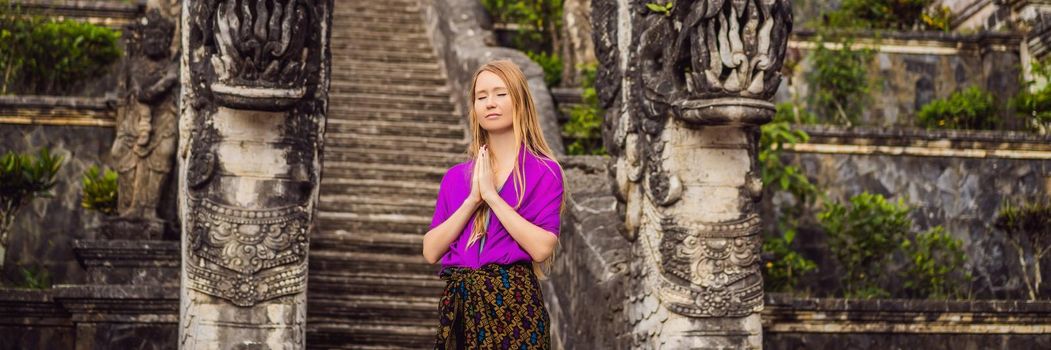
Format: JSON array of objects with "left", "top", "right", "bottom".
[{"left": 435, "top": 262, "right": 551, "bottom": 350}]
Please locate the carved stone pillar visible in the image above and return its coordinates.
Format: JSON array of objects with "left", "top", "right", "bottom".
[
  {"left": 177, "top": 1, "right": 331, "bottom": 348},
  {"left": 598, "top": 1, "right": 792, "bottom": 348}
]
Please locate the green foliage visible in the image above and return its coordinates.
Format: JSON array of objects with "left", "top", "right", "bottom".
[
  {"left": 0, "top": 2, "right": 122, "bottom": 95},
  {"left": 761, "top": 103, "right": 820, "bottom": 293},
  {"left": 807, "top": 35, "right": 874, "bottom": 125},
  {"left": 901, "top": 227, "right": 971, "bottom": 299},
  {"left": 1011, "top": 58, "right": 1051, "bottom": 132},
  {"left": 16, "top": 264, "right": 51, "bottom": 289},
  {"left": 824, "top": 0, "right": 940, "bottom": 31},
  {"left": 819, "top": 193, "right": 912, "bottom": 298},
  {"left": 0, "top": 148, "right": 63, "bottom": 248},
  {"left": 481, "top": 0, "right": 562, "bottom": 52},
  {"left": 563, "top": 64, "right": 605, "bottom": 155},
  {"left": 526, "top": 50, "right": 562, "bottom": 87},
  {"left": 921, "top": 6, "right": 953, "bottom": 32},
  {"left": 81, "top": 165, "right": 117, "bottom": 216},
  {"left": 645, "top": 2, "right": 674, "bottom": 16},
  {"left": 916, "top": 86, "right": 999, "bottom": 130},
  {"left": 819, "top": 192, "right": 970, "bottom": 299},
  {"left": 994, "top": 200, "right": 1051, "bottom": 300}
]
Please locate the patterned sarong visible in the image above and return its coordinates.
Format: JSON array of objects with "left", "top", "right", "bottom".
[{"left": 435, "top": 263, "right": 551, "bottom": 349}]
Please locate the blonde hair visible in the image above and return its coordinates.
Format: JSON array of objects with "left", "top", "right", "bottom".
[{"left": 465, "top": 59, "right": 567, "bottom": 278}]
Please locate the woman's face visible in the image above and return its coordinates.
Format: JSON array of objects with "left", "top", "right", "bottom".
[{"left": 474, "top": 71, "right": 514, "bottom": 134}]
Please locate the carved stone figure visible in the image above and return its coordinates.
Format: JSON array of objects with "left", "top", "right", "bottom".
[
  {"left": 112, "top": 9, "right": 178, "bottom": 223},
  {"left": 598, "top": 0, "right": 791, "bottom": 348},
  {"left": 178, "top": 0, "right": 330, "bottom": 348}
]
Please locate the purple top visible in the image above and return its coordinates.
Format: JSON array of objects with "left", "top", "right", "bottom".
[{"left": 429, "top": 146, "right": 564, "bottom": 270}]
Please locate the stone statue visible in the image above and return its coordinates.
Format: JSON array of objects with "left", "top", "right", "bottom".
[
  {"left": 597, "top": 0, "right": 792, "bottom": 348},
  {"left": 110, "top": 10, "right": 178, "bottom": 231},
  {"left": 178, "top": 0, "right": 331, "bottom": 348}
]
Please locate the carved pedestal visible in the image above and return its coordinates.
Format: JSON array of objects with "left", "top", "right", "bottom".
[
  {"left": 177, "top": 1, "right": 331, "bottom": 349},
  {"left": 598, "top": 0, "right": 792, "bottom": 348}
]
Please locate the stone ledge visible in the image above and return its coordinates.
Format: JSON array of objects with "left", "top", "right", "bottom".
[
  {"left": 787, "top": 125, "right": 1051, "bottom": 159},
  {"left": 52, "top": 285, "right": 178, "bottom": 323},
  {"left": 72, "top": 240, "right": 179, "bottom": 268},
  {"left": 0, "top": 289, "right": 72, "bottom": 327},
  {"left": 0, "top": 95, "right": 117, "bottom": 127},
  {"left": 12, "top": 0, "right": 143, "bottom": 28},
  {"left": 763, "top": 294, "right": 1051, "bottom": 334}
]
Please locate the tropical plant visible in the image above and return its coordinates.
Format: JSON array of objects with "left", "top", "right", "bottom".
[
  {"left": 1011, "top": 58, "right": 1051, "bottom": 132},
  {"left": 81, "top": 165, "right": 117, "bottom": 215},
  {"left": 807, "top": 34, "right": 875, "bottom": 125},
  {"left": 0, "top": 148, "right": 63, "bottom": 267},
  {"left": 563, "top": 63, "right": 605, "bottom": 155},
  {"left": 994, "top": 200, "right": 1051, "bottom": 300},
  {"left": 916, "top": 86, "right": 999, "bottom": 130}
]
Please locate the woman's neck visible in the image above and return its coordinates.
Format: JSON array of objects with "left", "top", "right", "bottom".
[{"left": 486, "top": 129, "right": 519, "bottom": 169}]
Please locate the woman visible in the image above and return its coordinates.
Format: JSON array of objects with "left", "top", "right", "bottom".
[{"left": 422, "top": 59, "right": 565, "bottom": 349}]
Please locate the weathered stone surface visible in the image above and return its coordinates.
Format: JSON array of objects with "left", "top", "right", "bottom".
[
  {"left": 780, "top": 125, "right": 1051, "bottom": 299},
  {"left": 0, "top": 289, "right": 74, "bottom": 350},
  {"left": 543, "top": 155, "right": 632, "bottom": 350},
  {"left": 560, "top": 0, "right": 596, "bottom": 87},
  {"left": 0, "top": 122, "right": 117, "bottom": 285},
  {"left": 72, "top": 239, "right": 179, "bottom": 285},
  {"left": 421, "top": 0, "right": 565, "bottom": 154}
]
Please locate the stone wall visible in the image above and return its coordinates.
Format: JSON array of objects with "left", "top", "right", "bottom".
[
  {"left": 542, "top": 155, "right": 631, "bottom": 350},
  {"left": 781, "top": 125, "right": 1051, "bottom": 299},
  {"left": 763, "top": 294, "right": 1051, "bottom": 349},
  {"left": 779, "top": 30, "right": 1026, "bottom": 129},
  {"left": 0, "top": 97, "right": 120, "bottom": 285}
]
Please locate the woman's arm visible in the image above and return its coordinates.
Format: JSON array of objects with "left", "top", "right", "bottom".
[
  {"left": 486, "top": 195, "right": 558, "bottom": 262},
  {"left": 422, "top": 197, "right": 481, "bottom": 264}
]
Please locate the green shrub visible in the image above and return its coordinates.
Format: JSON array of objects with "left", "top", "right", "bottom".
[
  {"left": 481, "top": 0, "right": 562, "bottom": 53},
  {"left": 819, "top": 192, "right": 970, "bottom": 299},
  {"left": 0, "top": 148, "right": 63, "bottom": 258},
  {"left": 916, "top": 86, "right": 999, "bottom": 130},
  {"left": 994, "top": 200, "right": 1051, "bottom": 300},
  {"left": 0, "top": 2, "right": 122, "bottom": 94},
  {"left": 563, "top": 63, "right": 605, "bottom": 155},
  {"left": 824, "top": 0, "right": 944, "bottom": 31},
  {"left": 16, "top": 264, "right": 50, "bottom": 289},
  {"left": 760, "top": 103, "right": 821, "bottom": 293},
  {"left": 526, "top": 50, "right": 562, "bottom": 87},
  {"left": 807, "top": 35, "right": 875, "bottom": 125},
  {"left": 1011, "top": 59, "right": 1051, "bottom": 132},
  {"left": 81, "top": 165, "right": 117, "bottom": 215},
  {"left": 901, "top": 226, "right": 970, "bottom": 299}
]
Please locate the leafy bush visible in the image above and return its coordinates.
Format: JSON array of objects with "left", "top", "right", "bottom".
[
  {"left": 0, "top": 2, "right": 122, "bottom": 94},
  {"left": 824, "top": 0, "right": 948, "bottom": 31},
  {"left": 0, "top": 148, "right": 63, "bottom": 257},
  {"left": 1011, "top": 58, "right": 1051, "bottom": 132},
  {"left": 526, "top": 50, "right": 562, "bottom": 87},
  {"left": 819, "top": 192, "right": 970, "bottom": 299},
  {"left": 17, "top": 264, "right": 50, "bottom": 289},
  {"left": 807, "top": 35, "right": 874, "bottom": 125},
  {"left": 994, "top": 200, "right": 1051, "bottom": 300},
  {"left": 901, "top": 227, "right": 970, "bottom": 299},
  {"left": 916, "top": 86, "right": 999, "bottom": 130},
  {"left": 81, "top": 165, "right": 117, "bottom": 215},
  {"left": 481, "top": 0, "right": 562, "bottom": 52},
  {"left": 563, "top": 64, "right": 605, "bottom": 155},
  {"left": 761, "top": 103, "right": 820, "bottom": 293}
]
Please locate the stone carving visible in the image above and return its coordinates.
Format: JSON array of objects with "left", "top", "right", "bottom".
[
  {"left": 112, "top": 9, "right": 178, "bottom": 223},
  {"left": 599, "top": 0, "right": 791, "bottom": 347},
  {"left": 179, "top": 0, "right": 329, "bottom": 347}
]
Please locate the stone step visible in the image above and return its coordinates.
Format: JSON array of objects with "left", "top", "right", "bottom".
[
  {"left": 334, "top": 52, "right": 437, "bottom": 65},
  {"left": 327, "top": 119, "right": 462, "bottom": 138},
  {"left": 307, "top": 323, "right": 434, "bottom": 350},
  {"left": 336, "top": 20, "right": 428, "bottom": 34},
  {"left": 329, "top": 82, "right": 450, "bottom": 98},
  {"left": 323, "top": 133, "right": 466, "bottom": 153},
  {"left": 332, "top": 72, "right": 447, "bottom": 86},
  {"left": 330, "top": 95, "right": 455, "bottom": 112},
  {"left": 310, "top": 249, "right": 439, "bottom": 277},
  {"left": 317, "top": 216, "right": 428, "bottom": 236},
  {"left": 323, "top": 161, "right": 446, "bottom": 183},
  {"left": 336, "top": 10, "right": 428, "bottom": 23},
  {"left": 320, "top": 177, "right": 438, "bottom": 197},
  {"left": 307, "top": 293, "right": 438, "bottom": 324},
  {"left": 312, "top": 229, "right": 426, "bottom": 255},
  {"left": 323, "top": 147, "right": 462, "bottom": 168},
  {"left": 333, "top": 59, "right": 441, "bottom": 72},
  {"left": 333, "top": 2, "right": 422, "bottom": 14},
  {"left": 327, "top": 107, "right": 461, "bottom": 124},
  {"left": 308, "top": 270, "right": 444, "bottom": 299},
  {"left": 320, "top": 199, "right": 435, "bottom": 222},
  {"left": 331, "top": 31, "right": 430, "bottom": 43},
  {"left": 333, "top": 40, "right": 435, "bottom": 53}
]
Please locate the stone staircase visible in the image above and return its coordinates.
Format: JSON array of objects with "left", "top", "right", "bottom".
[{"left": 307, "top": 0, "right": 466, "bottom": 348}]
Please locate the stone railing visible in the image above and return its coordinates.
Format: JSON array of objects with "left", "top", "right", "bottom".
[
  {"left": 420, "top": 0, "right": 565, "bottom": 154},
  {"left": 763, "top": 294, "right": 1051, "bottom": 349},
  {"left": 11, "top": 0, "right": 142, "bottom": 28},
  {"left": 0, "top": 95, "right": 117, "bottom": 127}
]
